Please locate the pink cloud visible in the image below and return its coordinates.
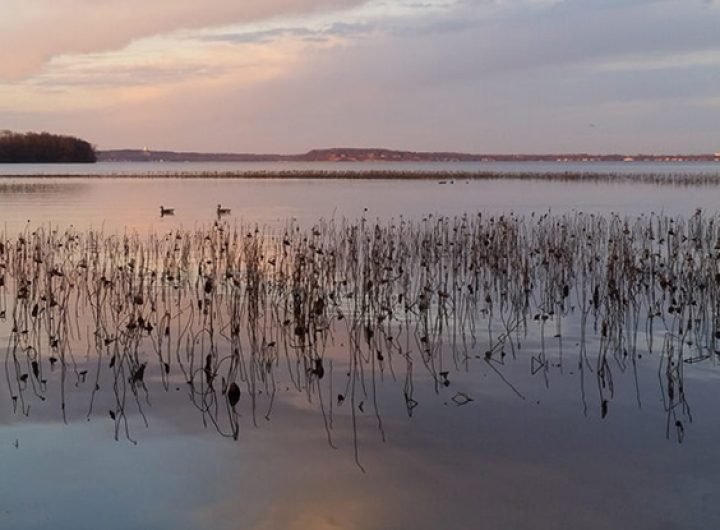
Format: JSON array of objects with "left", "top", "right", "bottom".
[{"left": 0, "top": 0, "right": 362, "bottom": 79}]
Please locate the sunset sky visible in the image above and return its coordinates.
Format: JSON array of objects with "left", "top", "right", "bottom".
[{"left": 1, "top": 0, "right": 718, "bottom": 153}]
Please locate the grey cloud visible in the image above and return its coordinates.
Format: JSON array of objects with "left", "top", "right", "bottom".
[
  {"left": 3, "top": 0, "right": 718, "bottom": 154},
  {"left": 198, "top": 28, "right": 318, "bottom": 44},
  {"left": 195, "top": 21, "right": 373, "bottom": 45},
  {"left": 30, "top": 64, "right": 230, "bottom": 89},
  {"left": 387, "top": 0, "right": 720, "bottom": 84},
  {"left": 182, "top": 0, "right": 720, "bottom": 152}
]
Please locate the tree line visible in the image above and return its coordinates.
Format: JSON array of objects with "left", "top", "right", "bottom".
[{"left": 0, "top": 131, "right": 96, "bottom": 163}]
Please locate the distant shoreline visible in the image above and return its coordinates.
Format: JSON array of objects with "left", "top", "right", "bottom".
[{"left": 96, "top": 147, "right": 720, "bottom": 164}]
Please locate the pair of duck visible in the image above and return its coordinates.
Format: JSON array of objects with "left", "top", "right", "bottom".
[{"left": 160, "top": 204, "right": 231, "bottom": 217}]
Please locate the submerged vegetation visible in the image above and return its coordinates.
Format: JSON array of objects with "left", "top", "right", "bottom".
[
  {"left": 1, "top": 210, "right": 718, "bottom": 460},
  {"left": 0, "top": 131, "right": 96, "bottom": 163}
]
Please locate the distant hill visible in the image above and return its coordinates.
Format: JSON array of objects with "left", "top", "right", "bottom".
[
  {"left": 98, "top": 147, "right": 720, "bottom": 163},
  {"left": 0, "top": 131, "right": 96, "bottom": 163},
  {"left": 98, "top": 149, "right": 290, "bottom": 162}
]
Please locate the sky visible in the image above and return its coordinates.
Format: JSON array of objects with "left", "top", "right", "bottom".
[{"left": 0, "top": 0, "right": 718, "bottom": 154}]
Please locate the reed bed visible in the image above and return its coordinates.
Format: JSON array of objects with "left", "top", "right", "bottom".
[
  {"left": 1, "top": 210, "right": 718, "bottom": 462},
  {"left": 3, "top": 169, "right": 720, "bottom": 185}
]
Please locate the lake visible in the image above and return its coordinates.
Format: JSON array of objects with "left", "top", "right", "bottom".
[{"left": 1, "top": 164, "right": 719, "bottom": 530}]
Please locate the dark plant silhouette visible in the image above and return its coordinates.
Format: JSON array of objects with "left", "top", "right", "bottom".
[{"left": 1, "top": 210, "right": 712, "bottom": 466}]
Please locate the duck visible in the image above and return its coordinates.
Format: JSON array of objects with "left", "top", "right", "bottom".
[
  {"left": 160, "top": 206, "right": 175, "bottom": 217},
  {"left": 217, "top": 204, "right": 231, "bottom": 216}
]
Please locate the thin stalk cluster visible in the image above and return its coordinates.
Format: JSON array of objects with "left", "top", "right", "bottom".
[{"left": 1, "top": 210, "right": 717, "bottom": 455}]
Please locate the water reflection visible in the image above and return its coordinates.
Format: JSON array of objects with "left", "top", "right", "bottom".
[
  {"left": 0, "top": 181, "right": 89, "bottom": 196},
  {"left": 2, "top": 175, "right": 720, "bottom": 235},
  {"left": 2, "top": 174, "right": 720, "bottom": 529},
  {"left": 3, "top": 210, "right": 720, "bottom": 459},
  {"left": 3, "top": 211, "right": 720, "bottom": 530}
]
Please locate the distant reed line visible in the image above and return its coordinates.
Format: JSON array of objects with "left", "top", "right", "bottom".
[{"left": 2, "top": 169, "right": 720, "bottom": 185}]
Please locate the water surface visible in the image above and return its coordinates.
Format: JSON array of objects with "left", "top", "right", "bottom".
[
  {"left": 1, "top": 175, "right": 720, "bottom": 234},
  {"left": 1, "top": 173, "right": 719, "bottom": 530}
]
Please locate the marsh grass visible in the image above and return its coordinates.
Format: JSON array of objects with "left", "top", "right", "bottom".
[
  {"left": 1, "top": 209, "right": 718, "bottom": 465},
  {"left": 2, "top": 169, "right": 720, "bottom": 186}
]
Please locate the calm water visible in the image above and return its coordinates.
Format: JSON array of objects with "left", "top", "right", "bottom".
[
  {"left": 1, "top": 174, "right": 720, "bottom": 234},
  {"left": 1, "top": 173, "right": 719, "bottom": 530}
]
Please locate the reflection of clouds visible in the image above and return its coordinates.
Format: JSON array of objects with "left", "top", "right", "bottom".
[
  {"left": 6, "top": 402, "right": 712, "bottom": 530},
  {"left": 231, "top": 495, "right": 370, "bottom": 530},
  {"left": 196, "top": 387, "right": 720, "bottom": 530},
  {"left": 2, "top": 346, "right": 719, "bottom": 529}
]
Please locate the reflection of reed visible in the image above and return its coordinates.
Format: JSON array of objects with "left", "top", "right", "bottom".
[
  {"left": 1, "top": 211, "right": 716, "bottom": 460},
  {"left": 0, "top": 181, "right": 89, "bottom": 195}
]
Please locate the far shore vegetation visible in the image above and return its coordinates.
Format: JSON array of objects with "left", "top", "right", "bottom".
[
  {"left": 1, "top": 169, "right": 720, "bottom": 186},
  {"left": 0, "top": 131, "right": 96, "bottom": 163}
]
